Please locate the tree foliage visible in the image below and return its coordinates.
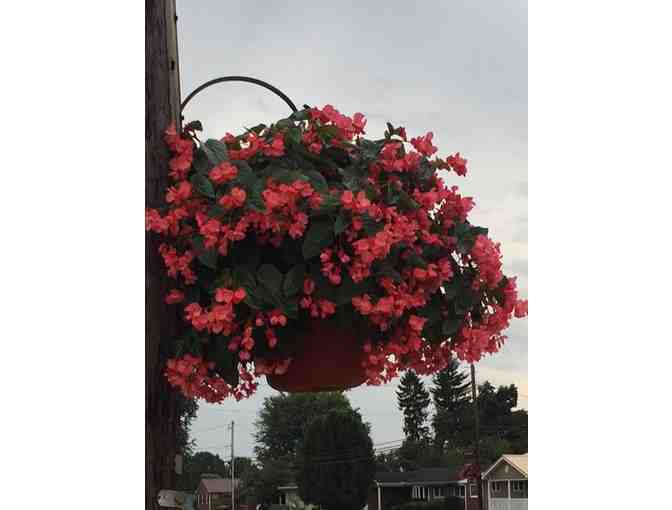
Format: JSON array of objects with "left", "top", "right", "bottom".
[
  {"left": 397, "top": 370, "right": 431, "bottom": 443},
  {"left": 431, "top": 359, "right": 470, "bottom": 450},
  {"left": 179, "top": 451, "right": 229, "bottom": 490},
  {"left": 253, "top": 392, "right": 352, "bottom": 462},
  {"left": 298, "top": 409, "right": 375, "bottom": 510}
]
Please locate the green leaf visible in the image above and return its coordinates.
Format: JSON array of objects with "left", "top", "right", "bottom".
[
  {"left": 283, "top": 264, "right": 306, "bottom": 297},
  {"left": 197, "top": 248, "right": 218, "bottom": 270},
  {"left": 359, "top": 139, "right": 385, "bottom": 159},
  {"left": 471, "top": 226, "right": 489, "bottom": 238},
  {"left": 442, "top": 280, "right": 460, "bottom": 300},
  {"left": 208, "top": 338, "right": 239, "bottom": 386},
  {"left": 317, "top": 194, "right": 341, "bottom": 215},
  {"left": 273, "top": 169, "right": 309, "bottom": 186},
  {"left": 304, "top": 169, "right": 328, "bottom": 193},
  {"left": 291, "top": 109, "right": 311, "bottom": 121},
  {"left": 282, "top": 297, "right": 300, "bottom": 319},
  {"left": 398, "top": 190, "right": 420, "bottom": 211},
  {"left": 247, "top": 179, "right": 267, "bottom": 212},
  {"left": 192, "top": 236, "right": 218, "bottom": 270},
  {"left": 407, "top": 252, "right": 428, "bottom": 269},
  {"left": 202, "top": 139, "right": 229, "bottom": 164},
  {"left": 362, "top": 214, "right": 384, "bottom": 236},
  {"left": 302, "top": 219, "right": 333, "bottom": 260},
  {"left": 335, "top": 273, "right": 368, "bottom": 306},
  {"left": 442, "top": 318, "right": 462, "bottom": 336},
  {"left": 257, "top": 264, "right": 284, "bottom": 304},
  {"left": 190, "top": 173, "right": 215, "bottom": 199},
  {"left": 183, "top": 120, "right": 203, "bottom": 132},
  {"left": 191, "top": 148, "right": 211, "bottom": 174},
  {"left": 286, "top": 127, "right": 302, "bottom": 146},
  {"left": 334, "top": 213, "right": 349, "bottom": 235},
  {"left": 233, "top": 266, "right": 256, "bottom": 290},
  {"left": 376, "top": 262, "right": 402, "bottom": 282},
  {"left": 232, "top": 161, "right": 256, "bottom": 188}
]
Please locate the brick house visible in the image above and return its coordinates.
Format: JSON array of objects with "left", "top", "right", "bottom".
[
  {"left": 195, "top": 477, "right": 240, "bottom": 510},
  {"left": 368, "top": 466, "right": 482, "bottom": 510}
]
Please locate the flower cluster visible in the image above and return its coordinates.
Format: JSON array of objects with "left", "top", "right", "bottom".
[{"left": 146, "top": 105, "right": 527, "bottom": 402}]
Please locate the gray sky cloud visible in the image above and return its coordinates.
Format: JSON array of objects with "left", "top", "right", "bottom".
[{"left": 176, "top": 0, "right": 527, "bottom": 459}]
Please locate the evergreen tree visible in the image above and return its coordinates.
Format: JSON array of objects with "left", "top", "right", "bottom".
[
  {"left": 298, "top": 409, "right": 375, "bottom": 510},
  {"left": 431, "top": 358, "right": 471, "bottom": 449},
  {"left": 396, "top": 370, "right": 431, "bottom": 443}
]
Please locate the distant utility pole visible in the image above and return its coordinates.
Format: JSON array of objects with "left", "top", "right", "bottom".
[
  {"left": 230, "top": 421, "right": 236, "bottom": 510},
  {"left": 470, "top": 363, "right": 484, "bottom": 510}
]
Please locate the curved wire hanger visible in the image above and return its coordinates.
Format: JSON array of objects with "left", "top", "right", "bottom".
[{"left": 181, "top": 76, "right": 299, "bottom": 114}]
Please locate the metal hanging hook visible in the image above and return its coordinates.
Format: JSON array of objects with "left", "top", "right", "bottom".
[{"left": 180, "top": 75, "right": 299, "bottom": 114}]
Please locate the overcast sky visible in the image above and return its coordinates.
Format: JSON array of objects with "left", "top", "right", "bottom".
[{"left": 176, "top": 0, "right": 527, "bottom": 460}]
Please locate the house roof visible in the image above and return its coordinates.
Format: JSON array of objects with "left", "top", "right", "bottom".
[
  {"left": 200, "top": 478, "right": 240, "bottom": 493},
  {"left": 482, "top": 453, "right": 528, "bottom": 479},
  {"left": 374, "top": 466, "right": 470, "bottom": 486}
]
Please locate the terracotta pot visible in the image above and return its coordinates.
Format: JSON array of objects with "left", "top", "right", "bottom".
[{"left": 267, "top": 319, "right": 368, "bottom": 392}]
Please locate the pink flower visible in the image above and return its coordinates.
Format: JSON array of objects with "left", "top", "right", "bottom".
[
  {"left": 219, "top": 187, "right": 247, "bottom": 210},
  {"left": 166, "top": 181, "right": 192, "bottom": 204},
  {"left": 263, "top": 133, "right": 285, "bottom": 157},
  {"left": 408, "top": 315, "right": 427, "bottom": 333},
  {"left": 514, "top": 300, "right": 528, "bottom": 318},
  {"left": 165, "top": 289, "right": 184, "bottom": 304},
  {"left": 410, "top": 132, "right": 438, "bottom": 157},
  {"left": 446, "top": 153, "right": 468, "bottom": 176},
  {"left": 209, "top": 162, "right": 238, "bottom": 184}
]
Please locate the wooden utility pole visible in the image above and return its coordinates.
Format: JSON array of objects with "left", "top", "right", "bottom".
[
  {"left": 146, "top": 0, "right": 182, "bottom": 508},
  {"left": 470, "top": 363, "right": 484, "bottom": 510}
]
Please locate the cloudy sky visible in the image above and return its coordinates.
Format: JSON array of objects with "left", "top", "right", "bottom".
[{"left": 176, "top": 0, "right": 527, "bottom": 460}]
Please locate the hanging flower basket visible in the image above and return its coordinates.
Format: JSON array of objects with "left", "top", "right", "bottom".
[{"left": 146, "top": 104, "right": 528, "bottom": 402}]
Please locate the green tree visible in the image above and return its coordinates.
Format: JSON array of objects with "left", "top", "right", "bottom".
[
  {"left": 254, "top": 392, "right": 352, "bottom": 463},
  {"left": 478, "top": 382, "right": 518, "bottom": 439},
  {"left": 505, "top": 409, "right": 528, "bottom": 453},
  {"left": 242, "top": 458, "right": 293, "bottom": 506},
  {"left": 298, "top": 409, "right": 375, "bottom": 510},
  {"left": 179, "top": 451, "right": 229, "bottom": 490},
  {"left": 397, "top": 370, "right": 431, "bottom": 443},
  {"left": 431, "top": 359, "right": 470, "bottom": 449}
]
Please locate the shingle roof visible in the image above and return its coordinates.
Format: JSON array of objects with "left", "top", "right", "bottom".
[
  {"left": 482, "top": 453, "right": 528, "bottom": 479},
  {"left": 375, "top": 466, "right": 469, "bottom": 485},
  {"left": 200, "top": 478, "right": 240, "bottom": 493}
]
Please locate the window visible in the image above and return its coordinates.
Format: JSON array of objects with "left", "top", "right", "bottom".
[
  {"left": 512, "top": 481, "right": 524, "bottom": 492},
  {"left": 492, "top": 481, "right": 504, "bottom": 494},
  {"left": 469, "top": 484, "right": 478, "bottom": 498},
  {"left": 433, "top": 487, "right": 444, "bottom": 498},
  {"left": 459, "top": 486, "right": 466, "bottom": 498}
]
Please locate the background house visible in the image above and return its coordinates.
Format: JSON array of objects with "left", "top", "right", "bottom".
[
  {"left": 482, "top": 454, "right": 528, "bottom": 510},
  {"left": 274, "top": 484, "right": 320, "bottom": 510},
  {"left": 368, "top": 466, "right": 481, "bottom": 510},
  {"left": 195, "top": 477, "right": 240, "bottom": 510}
]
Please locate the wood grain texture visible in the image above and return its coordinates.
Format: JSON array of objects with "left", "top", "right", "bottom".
[{"left": 146, "top": 0, "right": 182, "bottom": 508}]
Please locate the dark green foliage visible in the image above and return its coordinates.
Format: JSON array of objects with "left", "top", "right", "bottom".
[
  {"left": 243, "top": 458, "right": 294, "bottom": 505},
  {"left": 297, "top": 409, "right": 375, "bottom": 510},
  {"left": 253, "top": 392, "right": 353, "bottom": 463},
  {"left": 178, "top": 451, "right": 228, "bottom": 490},
  {"left": 431, "top": 359, "right": 471, "bottom": 450},
  {"left": 506, "top": 410, "right": 528, "bottom": 453},
  {"left": 478, "top": 382, "right": 518, "bottom": 440},
  {"left": 397, "top": 371, "right": 431, "bottom": 442}
]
